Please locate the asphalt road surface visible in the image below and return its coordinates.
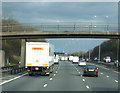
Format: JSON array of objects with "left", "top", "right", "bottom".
[{"left": 1, "top": 61, "right": 119, "bottom": 91}]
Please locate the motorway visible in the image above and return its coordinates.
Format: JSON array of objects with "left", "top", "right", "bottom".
[{"left": 1, "top": 61, "right": 119, "bottom": 92}]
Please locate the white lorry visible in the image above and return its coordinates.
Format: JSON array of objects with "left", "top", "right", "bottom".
[
  {"left": 69, "top": 56, "right": 74, "bottom": 61},
  {"left": 61, "top": 57, "right": 65, "bottom": 61},
  {"left": 64, "top": 56, "right": 68, "bottom": 61},
  {"left": 26, "top": 42, "right": 54, "bottom": 76},
  {"left": 72, "top": 56, "right": 79, "bottom": 64}
]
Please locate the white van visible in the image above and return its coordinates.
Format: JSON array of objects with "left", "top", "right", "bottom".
[{"left": 105, "top": 56, "right": 111, "bottom": 63}]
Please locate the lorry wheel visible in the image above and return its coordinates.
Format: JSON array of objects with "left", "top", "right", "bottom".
[{"left": 95, "top": 75, "right": 98, "bottom": 77}]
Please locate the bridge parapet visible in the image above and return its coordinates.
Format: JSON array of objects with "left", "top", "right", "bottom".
[
  {"left": 2, "top": 23, "right": 118, "bottom": 32},
  {"left": 1, "top": 23, "right": 119, "bottom": 39}
]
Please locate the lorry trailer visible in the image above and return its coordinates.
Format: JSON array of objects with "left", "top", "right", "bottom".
[{"left": 25, "top": 42, "right": 54, "bottom": 76}]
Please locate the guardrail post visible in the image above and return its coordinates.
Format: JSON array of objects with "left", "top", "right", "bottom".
[
  {"left": 107, "top": 24, "right": 109, "bottom": 34},
  {"left": 11, "top": 24, "right": 13, "bottom": 32},
  {"left": 42, "top": 25, "right": 44, "bottom": 31},
  {"left": 74, "top": 24, "right": 76, "bottom": 32},
  {"left": 7, "top": 24, "right": 9, "bottom": 32},
  {"left": 24, "top": 26, "right": 26, "bottom": 32},
  {"left": 90, "top": 23, "right": 92, "bottom": 34},
  {"left": 58, "top": 24, "right": 59, "bottom": 31}
]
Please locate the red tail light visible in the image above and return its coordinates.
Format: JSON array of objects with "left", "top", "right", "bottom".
[
  {"left": 27, "top": 70, "right": 30, "bottom": 72},
  {"left": 45, "top": 70, "right": 48, "bottom": 72},
  {"left": 85, "top": 69, "right": 87, "bottom": 71},
  {"left": 96, "top": 69, "right": 98, "bottom": 72},
  {"left": 51, "top": 68, "right": 53, "bottom": 70}
]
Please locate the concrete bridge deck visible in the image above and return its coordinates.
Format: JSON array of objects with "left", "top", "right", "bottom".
[{"left": 0, "top": 31, "right": 120, "bottom": 39}]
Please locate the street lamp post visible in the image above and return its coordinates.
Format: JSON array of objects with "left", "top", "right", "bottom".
[
  {"left": 89, "top": 50, "right": 90, "bottom": 60},
  {"left": 98, "top": 44, "right": 101, "bottom": 63}
]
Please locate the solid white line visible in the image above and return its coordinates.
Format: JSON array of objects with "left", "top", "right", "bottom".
[
  {"left": 83, "top": 79, "right": 85, "bottom": 82},
  {"left": 115, "top": 80, "right": 118, "bottom": 83},
  {"left": 106, "top": 76, "right": 110, "bottom": 78},
  {"left": 104, "top": 68, "right": 109, "bottom": 70},
  {"left": 43, "top": 84, "right": 48, "bottom": 88},
  {"left": 50, "top": 78, "right": 52, "bottom": 81},
  {"left": 0, "top": 73, "right": 28, "bottom": 85},
  {"left": 114, "top": 71, "right": 119, "bottom": 73},
  {"left": 86, "top": 86, "right": 90, "bottom": 89}
]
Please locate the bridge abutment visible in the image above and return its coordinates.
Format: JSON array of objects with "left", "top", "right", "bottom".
[{"left": 20, "top": 39, "right": 26, "bottom": 67}]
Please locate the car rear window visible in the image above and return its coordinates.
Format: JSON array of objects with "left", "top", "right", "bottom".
[
  {"left": 86, "top": 66, "right": 96, "bottom": 69},
  {"left": 80, "top": 60, "right": 85, "bottom": 62}
]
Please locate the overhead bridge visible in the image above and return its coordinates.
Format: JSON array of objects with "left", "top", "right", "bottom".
[
  {"left": 1, "top": 23, "right": 120, "bottom": 39},
  {"left": 1, "top": 23, "right": 120, "bottom": 67}
]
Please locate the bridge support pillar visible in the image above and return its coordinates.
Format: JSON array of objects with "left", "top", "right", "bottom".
[
  {"left": 0, "top": 50, "right": 5, "bottom": 67},
  {"left": 20, "top": 39, "right": 26, "bottom": 67}
]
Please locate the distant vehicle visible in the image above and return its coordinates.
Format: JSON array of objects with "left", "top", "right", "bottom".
[
  {"left": 114, "top": 60, "right": 120, "bottom": 67},
  {"left": 86, "top": 58, "right": 89, "bottom": 62},
  {"left": 26, "top": 42, "right": 54, "bottom": 76},
  {"left": 78, "top": 60, "right": 86, "bottom": 66},
  {"left": 104, "top": 56, "right": 111, "bottom": 63},
  {"left": 64, "top": 57, "right": 68, "bottom": 61},
  {"left": 83, "top": 65, "right": 98, "bottom": 77},
  {"left": 61, "top": 57, "right": 65, "bottom": 61},
  {"left": 54, "top": 55, "right": 59, "bottom": 64},
  {"left": 94, "top": 57, "right": 98, "bottom": 61},
  {"left": 68, "top": 56, "right": 74, "bottom": 61},
  {"left": 72, "top": 56, "right": 79, "bottom": 64},
  {"left": 86, "top": 58, "right": 91, "bottom": 62}
]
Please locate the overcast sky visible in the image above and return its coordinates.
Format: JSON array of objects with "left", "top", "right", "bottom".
[
  {"left": 2, "top": 2, "right": 117, "bottom": 53},
  {"left": 2, "top": 2, "right": 118, "bottom": 23}
]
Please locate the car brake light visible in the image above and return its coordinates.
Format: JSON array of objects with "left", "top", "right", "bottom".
[
  {"left": 27, "top": 70, "right": 30, "bottom": 72},
  {"left": 96, "top": 69, "right": 98, "bottom": 71},
  {"left": 85, "top": 69, "right": 87, "bottom": 71},
  {"left": 45, "top": 70, "right": 48, "bottom": 72}
]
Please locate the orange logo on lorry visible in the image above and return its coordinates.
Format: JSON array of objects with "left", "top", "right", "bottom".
[{"left": 32, "top": 47, "right": 44, "bottom": 50}]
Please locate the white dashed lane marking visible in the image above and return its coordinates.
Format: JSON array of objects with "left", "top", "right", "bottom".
[
  {"left": 82, "top": 79, "right": 85, "bottom": 82},
  {"left": 86, "top": 86, "right": 90, "bottom": 89},
  {"left": 50, "top": 78, "right": 52, "bottom": 81},
  {"left": 43, "top": 84, "right": 48, "bottom": 88},
  {"left": 100, "top": 73, "right": 103, "bottom": 74},
  {"left": 115, "top": 80, "right": 118, "bottom": 83},
  {"left": 106, "top": 75, "right": 110, "bottom": 77}
]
